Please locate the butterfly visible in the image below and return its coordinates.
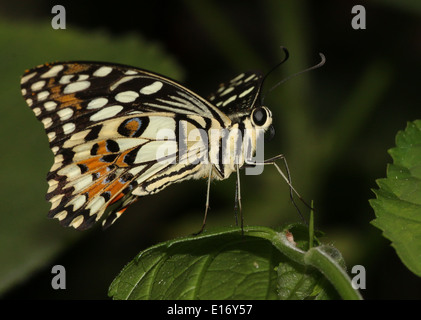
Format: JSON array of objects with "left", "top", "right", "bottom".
[{"left": 21, "top": 51, "right": 309, "bottom": 232}]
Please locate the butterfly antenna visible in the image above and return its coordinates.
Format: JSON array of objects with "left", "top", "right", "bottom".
[
  {"left": 259, "top": 46, "right": 290, "bottom": 105},
  {"left": 261, "top": 52, "right": 326, "bottom": 104}
]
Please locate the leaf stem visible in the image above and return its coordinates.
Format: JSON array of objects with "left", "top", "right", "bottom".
[
  {"left": 309, "top": 200, "right": 314, "bottom": 249},
  {"left": 245, "top": 225, "right": 363, "bottom": 300},
  {"left": 304, "top": 246, "right": 363, "bottom": 300}
]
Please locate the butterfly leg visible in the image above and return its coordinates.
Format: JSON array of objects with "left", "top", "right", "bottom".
[
  {"left": 193, "top": 165, "right": 213, "bottom": 235},
  {"left": 235, "top": 163, "right": 244, "bottom": 234},
  {"left": 263, "top": 154, "right": 295, "bottom": 207},
  {"left": 234, "top": 172, "right": 239, "bottom": 226},
  {"left": 245, "top": 154, "right": 313, "bottom": 221}
]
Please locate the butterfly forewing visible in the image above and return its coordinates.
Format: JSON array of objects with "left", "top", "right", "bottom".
[
  {"left": 208, "top": 71, "right": 263, "bottom": 122},
  {"left": 21, "top": 62, "right": 264, "bottom": 230}
]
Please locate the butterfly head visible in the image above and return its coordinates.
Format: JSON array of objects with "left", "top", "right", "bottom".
[
  {"left": 250, "top": 105, "right": 272, "bottom": 128},
  {"left": 250, "top": 105, "right": 275, "bottom": 141}
]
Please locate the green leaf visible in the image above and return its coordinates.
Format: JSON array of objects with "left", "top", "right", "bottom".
[
  {"left": 276, "top": 259, "right": 334, "bottom": 300},
  {"left": 109, "top": 228, "right": 282, "bottom": 299},
  {"left": 109, "top": 225, "right": 358, "bottom": 300},
  {"left": 370, "top": 120, "right": 421, "bottom": 277},
  {"left": 0, "top": 18, "right": 183, "bottom": 296}
]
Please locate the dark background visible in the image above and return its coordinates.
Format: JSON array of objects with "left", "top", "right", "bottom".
[{"left": 0, "top": 0, "right": 420, "bottom": 299}]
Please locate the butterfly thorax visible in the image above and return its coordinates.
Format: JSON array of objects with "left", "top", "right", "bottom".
[{"left": 209, "top": 115, "right": 271, "bottom": 180}]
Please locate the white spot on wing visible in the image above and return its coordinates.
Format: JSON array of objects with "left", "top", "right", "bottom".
[
  {"left": 220, "top": 86, "right": 235, "bottom": 97},
  {"left": 87, "top": 97, "right": 108, "bottom": 109},
  {"left": 93, "top": 66, "right": 112, "bottom": 77},
  {"left": 62, "top": 122, "right": 76, "bottom": 134},
  {"left": 44, "top": 101, "right": 57, "bottom": 111},
  {"left": 72, "top": 175, "right": 93, "bottom": 193},
  {"left": 139, "top": 81, "right": 163, "bottom": 95},
  {"left": 70, "top": 215, "right": 84, "bottom": 228},
  {"left": 64, "top": 81, "right": 90, "bottom": 94},
  {"left": 239, "top": 86, "right": 255, "bottom": 98},
  {"left": 125, "top": 70, "right": 138, "bottom": 75},
  {"left": 21, "top": 72, "right": 37, "bottom": 84},
  {"left": 57, "top": 108, "right": 74, "bottom": 121},
  {"left": 54, "top": 211, "right": 68, "bottom": 221},
  {"left": 77, "top": 74, "right": 89, "bottom": 81},
  {"left": 58, "top": 164, "right": 82, "bottom": 179},
  {"left": 37, "top": 91, "right": 50, "bottom": 101},
  {"left": 66, "top": 130, "right": 89, "bottom": 143},
  {"left": 115, "top": 90, "right": 139, "bottom": 103},
  {"left": 90, "top": 105, "right": 123, "bottom": 122},
  {"left": 68, "top": 194, "right": 87, "bottom": 211},
  {"left": 231, "top": 73, "right": 245, "bottom": 82},
  {"left": 41, "top": 65, "right": 64, "bottom": 78},
  {"left": 50, "top": 194, "right": 64, "bottom": 210},
  {"left": 54, "top": 154, "right": 64, "bottom": 164},
  {"left": 59, "top": 75, "right": 74, "bottom": 84},
  {"left": 87, "top": 196, "right": 106, "bottom": 215},
  {"left": 47, "top": 179, "right": 58, "bottom": 193},
  {"left": 47, "top": 131, "right": 56, "bottom": 141},
  {"left": 41, "top": 117, "right": 53, "bottom": 128},
  {"left": 31, "top": 80, "right": 46, "bottom": 91},
  {"left": 222, "top": 94, "right": 237, "bottom": 107},
  {"left": 244, "top": 74, "right": 257, "bottom": 82}
]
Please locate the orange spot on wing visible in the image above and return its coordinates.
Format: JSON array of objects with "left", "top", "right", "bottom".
[
  {"left": 78, "top": 156, "right": 108, "bottom": 172},
  {"left": 58, "top": 94, "right": 83, "bottom": 110},
  {"left": 46, "top": 83, "right": 83, "bottom": 110},
  {"left": 83, "top": 178, "right": 108, "bottom": 199},
  {"left": 125, "top": 119, "right": 140, "bottom": 136},
  {"left": 76, "top": 146, "right": 138, "bottom": 185},
  {"left": 95, "top": 141, "right": 109, "bottom": 156},
  {"left": 106, "top": 179, "right": 127, "bottom": 198},
  {"left": 64, "top": 63, "right": 91, "bottom": 74},
  {"left": 80, "top": 170, "right": 130, "bottom": 206}
]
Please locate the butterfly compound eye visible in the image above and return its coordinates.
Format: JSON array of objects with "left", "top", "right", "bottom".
[{"left": 251, "top": 107, "right": 269, "bottom": 127}]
